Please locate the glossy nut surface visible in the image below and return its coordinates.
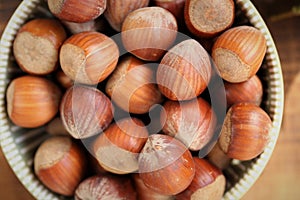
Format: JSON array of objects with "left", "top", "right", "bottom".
[
  {"left": 93, "top": 117, "right": 148, "bottom": 174},
  {"left": 34, "top": 136, "right": 87, "bottom": 196},
  {"left": 176, "top": 157, "right": 226, "bottom": 200},
  {"left": 48, "top": 0, "right": 106, "bottom": 23},
  {"left": 60, "top": 85, "right": 113, "bottom": 139},
  {"left": 212, "top": 25, "right": 266, "bottom": 83},
  {"left": 60, "top": 31, "right": 119, "bottom": 85},
  {"left": 161, "top": 97, "right": 216, "bottom": 151},
  {"left": 6, "top": 75, "right": 61, "bottom": 128},
  {"left": 219, "top": 103, "right": 272, "bottom": 160},
  {"left": 225, "top": 75, "right": 263, "bottom": 107},
  {"left": 106, "top": 56, "right": 163, "bottom": 114},
  {"left": 157, "top": 39, "right": 211, "bottom": 101},
  {"left": 104, "top": 0, "right": 150, "bottom": 31},
  {"left": 138, "top": 134, "right": 195, "bottom": 195},
  {"left": 122, "top": 6, "right": 178, "bottom": 61}
]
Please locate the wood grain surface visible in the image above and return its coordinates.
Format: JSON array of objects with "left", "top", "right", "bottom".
[{"left": 0, "top": 0, "right": 299, "bottom": 199}]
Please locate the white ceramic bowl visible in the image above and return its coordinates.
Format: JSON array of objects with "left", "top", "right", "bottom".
[{"left": 0, "top": 0, "right": 284, "bottom": 199}]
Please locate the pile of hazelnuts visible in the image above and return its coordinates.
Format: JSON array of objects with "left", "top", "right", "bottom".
[{"left": 6, "top": 0, "right": 273, "bottom": 199}]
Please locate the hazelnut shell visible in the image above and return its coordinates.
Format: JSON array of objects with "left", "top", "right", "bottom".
[
  {"left": 6, "top": 75, "right": 61, "bottom": 128},
  {"left": 75, "top": 174, "right": 137, "bottom": 200},
  {"left": 34, "top": 136, "right": 87, "bottom": 196},
  {"left": 48, "top": 0, "right": 106, "bottom": 23},
  {"left": 138, "top": 134, "right": 195, "bottom": 195},
  {"left": 157, "top": 39, "right": 211, "bottom": 101},
  {"left": 161, "top": 97, "right": 216, "bottom": 151},
  {"left": 225, "top": 75, "right": 263, "bottom": 107},
  {"left": 212, "top": 25, "right": 267, "bottom": 83},
  {"left": 184, "top": 0, "right": 235, "bottom": 38},
  {"left": 60, "top": 85, "right": 113, "bottom": 139},
  {"left": 93, "top": 118, "right": 148, "bottom": 174},
  {"left": 104, "top": 0, "right": 150, "bottom": 31},
  {"left": 121, "top": 6, "right": 178, "bottom": 61},
  {"left": 106, "top": 56, "right": 163, "bottom": 114},
  {"left": 176, "top": 157, "right": 226, "bottom": 200},
  {"left": 13, "top": 18, "right": 66, "bottom": 75},
  {"left": 219, "top": 103, "right": 272, "bottom": 160},
  {"left": 60, "top": 31, "right": 119, "bottom": 85}
]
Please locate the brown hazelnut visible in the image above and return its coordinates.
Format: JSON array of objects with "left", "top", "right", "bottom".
[
  {"left": 176, "top": 157, "right": 226, "bottom": 200},
  {"left": 153, "top": 0, "right": 185, "bottom": 25},
  {"left": 60, "top": 31, "right": 119, "bottom": 85},
  {"left": 61, "top": 17, "right": 112, "bottom": 34},
  {"left": 104, "top": 0, "right": 150, "bottom": 32},
  {"left": 93, "top": 117, "right": 148, "bottom": 174},
  {"left": 13, "top": 18, "right": 66, "bottom": 75},
  {"left": 133, "top": 174, "right": 174, "bottom": 200},
  {"left": 6, "top": 75, "right": 61, "bottom": 128},
  {"left": 34, "top": 136, "right": 87, "bottom": 196},
  {"left": 61, "top": 20, "right": 97, "bottom": 34},
  {"left": 47, "top": 0, "right": 106, "bottom": 23},
  {"left": 219, "top": 103, "right": 272, "bottom": 160},
  {"left": 60, "top": 85, "right": 113, "bottom": 139},
  {"left": 160, "top": 97, "right": 217, "bottom": 151},
  {"left": 75, "top": 174, "right": 137, "bottom": 200},
  {"left": 55, "top": 68, "right": 74, "bottom": 89},
  {"left": 212, "top": 25, "right": 267, "bottom": 83},
  {"left": 87, "top": 153, "right": 109, "bottom": 175},
  {"left": 206, "top": 142, "right": 231, "bottom": 170},
  {"left": 106, "top": 56, "right": 163, "bottom": 114},
  {"left": 138, "top": 134, "right": 195, "bottom": 195},
  {"left": 122, "top": 6, "right": 178, "bottom": 61},
  {"left": 157, "top": 39, "right": 211, "bottom": 101},
  {"left": 184, "top": 0, "right": 235, "bottom": 38},
  {"left": 225, "top": 75, "right": 263, "bottom": 108}
]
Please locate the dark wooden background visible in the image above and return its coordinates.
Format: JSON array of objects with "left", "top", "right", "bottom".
[{"left": 1, "top": 0, "right": 300, "bottom": 199}]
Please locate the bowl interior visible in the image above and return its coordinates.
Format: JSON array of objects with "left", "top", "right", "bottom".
[{"left": 0, "top": 0, "right": 284, "bottom": 199}]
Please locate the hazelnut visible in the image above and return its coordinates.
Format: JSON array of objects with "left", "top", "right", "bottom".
[
  {"left": 13, "top": 18, "right": 66, "bottom": 75},
  {"left": 176, "top": 157, "right": 226, "bottom": 200},
  {"left": 60, "top": 17, "right": 112, "bottom": 34},
  {"left": 75, "top": 174, "right": 137, "bottom": 200},
  {"left": 55, "top": 68, "right": 74, "bottom": 89},
  {"left": 60, "top": 31, "right": 119, "bottom": 85},
  {"left": 60, "top": 85, "right": 113, "bottom": 139},
  {"left": 153, "top": 0, "right": 185, "bottom": 25},
  {"left": 93, "top": 117, "right": 148, "bottom": 174},
  {"left": 225, "top": 75, "right": 263, "bottom": 108},
  {"left": 6, "top": 75, "right": 61, "bottom": 128},
  {"left": 206, "top": 142, "right": 231, "bottom": 170},
  {"left": 219, "top": 103, "right": 272, "bottom": 160},
  {"left": 160, "top": 97, "right": 217, "bottom": 151},
  {"left": 133, "top": 174, "right": 174, "bottom": 200},
  {"left": 138, "top": 134, "right": 195, "bottom": 195},
  {"left": 104, "top": 0, "right": 150, "bottom": 32},
  {"left": 157, "top": 39, "right": 211, "bottom": 101},
  {"left": 34, "top": 136, "right": 87, "bottom": 196},
  {"left": 212, "top": 25, "right": 267, "bottom": 83},
  {"left": 87, "top": 153, "right": 109, "bottom": 175},
  {"left": 61, "top": 20, "right": 97, "bottom": 34},
  {"left": 184, "top": 0, "right": 235, "bottom": 38},
  {"left": 47, "top": 0, "right": 106, "bottom": 23},
  {"left": 106, "top": 56, "right": 163, "bottom": 114},
  {"left": 122, "top": 6, "right": 178, "bottom": 61}
]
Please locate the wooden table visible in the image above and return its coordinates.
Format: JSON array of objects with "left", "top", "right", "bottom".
[{"left": 1, "top": 1, "right": 299, "bottom": 199}]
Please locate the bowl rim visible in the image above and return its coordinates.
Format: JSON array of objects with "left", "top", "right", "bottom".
[
  {"left": 0, "top": 0, "right": 284, "bottom": 199},
  {"left": 223, "top": 0, "right": 284, "bottom": 199}
]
